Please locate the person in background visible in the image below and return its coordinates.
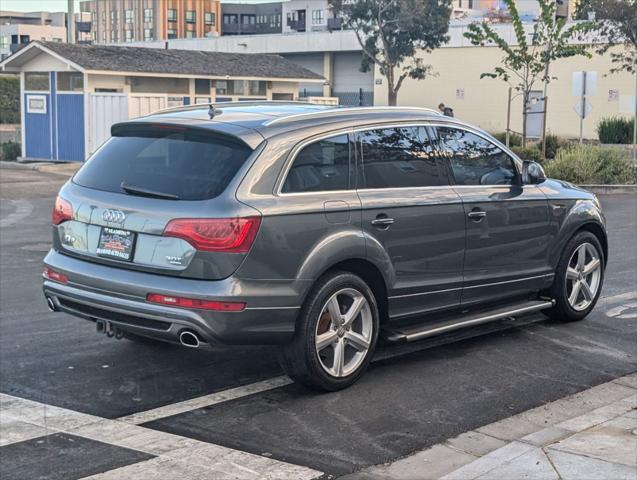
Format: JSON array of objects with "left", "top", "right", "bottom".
[{"left": 438, "top": 103, "right": 454, "bottom": 117}]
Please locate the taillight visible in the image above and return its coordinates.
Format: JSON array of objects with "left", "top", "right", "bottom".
[
  {"left": 146, "top": 293, "right": 246, "bottom": 312},
  {"left": 43, "top": 267, "right": 68, "bottom": 284},
  {"left": 53, "top": 196, "right": 73, "bottom": 225},
  {"left": 163, "top": 217, "right": 261, "bottom": 253}
]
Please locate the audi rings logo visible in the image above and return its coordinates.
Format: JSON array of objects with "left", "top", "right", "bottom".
[{"left": 101, "top": 209, "right": 126, "bottom": 223}]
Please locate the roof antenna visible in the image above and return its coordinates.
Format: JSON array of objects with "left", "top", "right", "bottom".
[{"left": 208, "top": 104, "right": 216, "bottom": 119}]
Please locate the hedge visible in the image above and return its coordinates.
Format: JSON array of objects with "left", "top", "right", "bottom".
[{"left": 0, "top": 75, "right": 20, "bottom": 124}]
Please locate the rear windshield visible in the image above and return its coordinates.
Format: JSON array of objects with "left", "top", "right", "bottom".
[{"left": 74, "top": 126, "right": 253, "bottom": 201}]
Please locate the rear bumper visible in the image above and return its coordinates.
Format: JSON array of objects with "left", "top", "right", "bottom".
[{"left": 43, "top": 249, "right": 308, "bottom": 345}]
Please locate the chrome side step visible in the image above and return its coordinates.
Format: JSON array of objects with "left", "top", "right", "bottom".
[{"left": 386, "top": 299, "right": 555, "bottom": 343}]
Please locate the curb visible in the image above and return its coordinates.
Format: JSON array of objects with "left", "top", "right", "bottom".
[{"left": 0, "top": 160, "right": 81, "bottom": 177}]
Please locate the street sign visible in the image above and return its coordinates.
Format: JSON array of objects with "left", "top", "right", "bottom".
[
  {"left": 572, "top": 71, "right": 597, "bottom": 97},
  {"left": 574, "top": 99, "right": 593, "bottom": 119}
]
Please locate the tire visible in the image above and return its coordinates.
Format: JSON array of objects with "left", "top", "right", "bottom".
[
  {"left": 544, "top": 231, "right": 605, "bottom": 322},
  {"left": 279, "top": 271, "right": 380, "bottom": 391}
]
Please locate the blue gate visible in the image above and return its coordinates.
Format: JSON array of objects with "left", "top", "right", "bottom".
[{"left": 23, "top": 72, "right": 85, "bottom": 162}]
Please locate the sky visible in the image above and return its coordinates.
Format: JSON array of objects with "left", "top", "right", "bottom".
[{"left": 0, "top": 0, "right": 274, "bottom": 12}]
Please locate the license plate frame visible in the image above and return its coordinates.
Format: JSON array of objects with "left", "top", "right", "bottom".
[{"left": 96, "top": 227, "right": 136, "bottom": 262}]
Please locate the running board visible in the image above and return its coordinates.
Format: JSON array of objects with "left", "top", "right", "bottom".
[{"left": 385, "top": 299, "right": 555, "bottom": 343}]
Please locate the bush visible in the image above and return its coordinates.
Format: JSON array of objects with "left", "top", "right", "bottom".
[
  {"left": 539, "top": 133, "right": 564, "bottom": 159},
  {"left": 0, "top": 141, "right": 20, "bottom": 161},
  {"left": 0, "top": 76, "right": 20, "bottom": 124},
  {"left": 597, "top": 116, "right": 634, "bottom": 144},
  {"left": 544, "top": 145, "right": 634, "bottom": 184},
  {"left": 492, "top": 131, "right": 522, "bottom": 148},
  {"left": 511, "top": 146, "right": 545, "bottom": 163}
]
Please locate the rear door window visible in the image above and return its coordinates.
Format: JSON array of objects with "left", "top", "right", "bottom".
[
  {"left": 74, "top": 126, "right": 252, "bottom": 200},
  {"left": 358, "top": 126, "right": 444, "bottom": 189},
  {"left": 281, "top": 134, "right": 353, "bottom": 193},
  {"left": 435, "top": 127, "right": 518, "bottom": 186}
]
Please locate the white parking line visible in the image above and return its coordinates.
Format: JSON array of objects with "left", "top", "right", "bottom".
[
  {"left": 118, "top": 376, "right": 292, "bottom": 425},
  {"left": 0, "top": 393, "right": 322, "bottom": 480},
  {"left": 0, "top": 199, "right": 33, "bottom": 228}
]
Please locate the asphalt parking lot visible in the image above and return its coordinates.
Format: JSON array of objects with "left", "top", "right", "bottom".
[{"left": 1, "top": 167, "right": 636, "bottom": 479}]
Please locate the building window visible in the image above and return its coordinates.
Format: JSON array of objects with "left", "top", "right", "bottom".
[
  {"left": 167, "top": 29, "right": 177, "bottom": 39},
  {"left": 91, "top": 31, "right": 97, "bottom": 42},
  {"left": 125, "top": 29, "right": 133, "bottom": 42},
  {"left": 167, "top": 9, "right": 177, "bottom": 22},
  {"left": 125, "top": 9, "right": 133, "bottom": 24},
  {"left": 102, "top": 31, "right": 106, "bottom": 42},
  {"left": 144, "top": 29, "right": 153, "bottom": 41},
  {"left": 241, "top": 14, "right": 256, "bottom": 25},
  {"left": 312, "top": 9, "right": 324, "bottom": 24},
  {"left": 112, "top": 29, "right": 118, "bottom": 42},
  {"left": 111, "top": 10, "right": 118, "bottom": 24},
  {"left": 204, "top": 12, "right": 215, "bottom": 25},
  {"left": 144, "top": 8, "right": 153, "bottom": 24},
  {"left": 186, "top": 10, "right": 196, "bottom": 24},
  {"left": 214, "top": 80, "right": 265, "bottom": 96},
  {"left": 195, "top": 79, "right": 210, "bottom": 95},
  {"left": 248, "top": 80, "right": 266, "bottom": 96},
  {"left": 223, "top": 14, "right": 238, "bottom": 24},
  {"left": 270, "top": 13, "right": 281, "bottom": 28},
  {"left": 287, "top": 11, "right": 298, "bottom": 22},
  {"left": 25, "top": 72, "right": 50, "bottom": 91},
  {"left": 0, "top": 36, "right": 8, "bottom": 49},
  {"left": 57, "top": 72, "right": 84, "bottom": 92},
  {"left": 185, "top": 30, "right": 195, "bottom": 38},
  {"left": 91, "top": 11, "right": 96, "bottom": 24}
]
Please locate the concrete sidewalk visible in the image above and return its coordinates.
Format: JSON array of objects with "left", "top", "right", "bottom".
[{"left": 343, "top": 374, "right": 637, "bottom": 480}]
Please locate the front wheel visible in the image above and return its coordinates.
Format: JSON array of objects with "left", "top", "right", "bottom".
[
  {"left": 279, "top": 271, "right": 379, "bottom": 391},
  {"left": 545, "top": 231, "right": 605, "bottom": 322}
]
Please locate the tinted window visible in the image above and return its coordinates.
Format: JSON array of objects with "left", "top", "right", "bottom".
[
  {"left": 436, "top": 127, "right": 517, "bottom": 186},
  {"left": 282, "top": 135, "right": 352, "bottom": 193},
  {"left": 74, "top": 127, "right": 252, "bottom": 201},
  {"left": 359, "top": 127, "right": 443, "bottom": 188}
]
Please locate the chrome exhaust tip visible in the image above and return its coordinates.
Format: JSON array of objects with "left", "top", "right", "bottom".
[
  {"left": 46, "top": 296, "right": 57, "bottom": 312},
  {"left": 179, "top": 330, "right": 200, "bottom": 348}
]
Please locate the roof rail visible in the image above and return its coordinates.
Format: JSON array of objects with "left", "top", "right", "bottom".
[
  {"left": 152, "top": 100, "right": 314, "bottom": 116},
  {"left": 263, "top": 106, "right": 442, "bottom": 126}
]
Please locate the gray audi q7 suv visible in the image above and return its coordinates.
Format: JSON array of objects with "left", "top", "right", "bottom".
[{"left": 43, "top": 102, "right": 607, "bottom": 390}]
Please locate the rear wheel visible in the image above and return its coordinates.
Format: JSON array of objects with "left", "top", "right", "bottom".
[
  {"left": 280, "top": 271, "right": 379, "bottom": 391},
  {"left": 545, "top": 231, "right": 604, "bottom": 322}
]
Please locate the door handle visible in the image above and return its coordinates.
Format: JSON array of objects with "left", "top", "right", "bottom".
[
  {"left": 467, "top": 210, "right": 487, "bottom": 221},
  {"left": 371, "top": 216, "right": 395, "bottom": 227}
]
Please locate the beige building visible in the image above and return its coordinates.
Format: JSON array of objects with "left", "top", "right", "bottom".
[
  {"left": 374, "top": 44, "right": 635, "bottom": 140},
  {"left": 80, "top": 0, "right": 221, "bottom": 44}
]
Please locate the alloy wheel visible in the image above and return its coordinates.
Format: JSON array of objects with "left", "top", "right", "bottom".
[
  {"left": 314, "top": 288, "right": 373, "bottom": 378},
  {"left": 566, "top": 242, "right": 602, "bottom": 312}
]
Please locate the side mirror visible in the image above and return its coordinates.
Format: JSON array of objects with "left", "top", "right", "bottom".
[{"left": 522, "top": 160, "right": 546, "bottom": 184}]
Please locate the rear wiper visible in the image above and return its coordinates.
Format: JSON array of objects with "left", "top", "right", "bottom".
[{"left": 120, "top": 182, "right": 180, "bottom": 200}]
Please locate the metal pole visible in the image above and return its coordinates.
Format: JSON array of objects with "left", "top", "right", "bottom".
[
  {"left": 67, "top": 0, "right": 75, "bottom": 44},
  {"left": 506, "top": 87, "right": 512, "bottom": 147},
  {"left": 542, "top": 96, "right": 549, "bottom": 157},
  {"left": 579, "top": 71, "right": 586, "bottom": 144},
  {"left": 633, "top": 53, "right": 636, "bottom": 163}
]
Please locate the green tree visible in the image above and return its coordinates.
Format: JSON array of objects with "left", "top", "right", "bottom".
[
  {"left": 330, "top": 0, "right": 452, "bottom": 106},
  {"left": 464, "top": 0, "right": 593, "bottom": 146},
  {"left": 576, "top": 0, "right": 636, "bottom": 75}
]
